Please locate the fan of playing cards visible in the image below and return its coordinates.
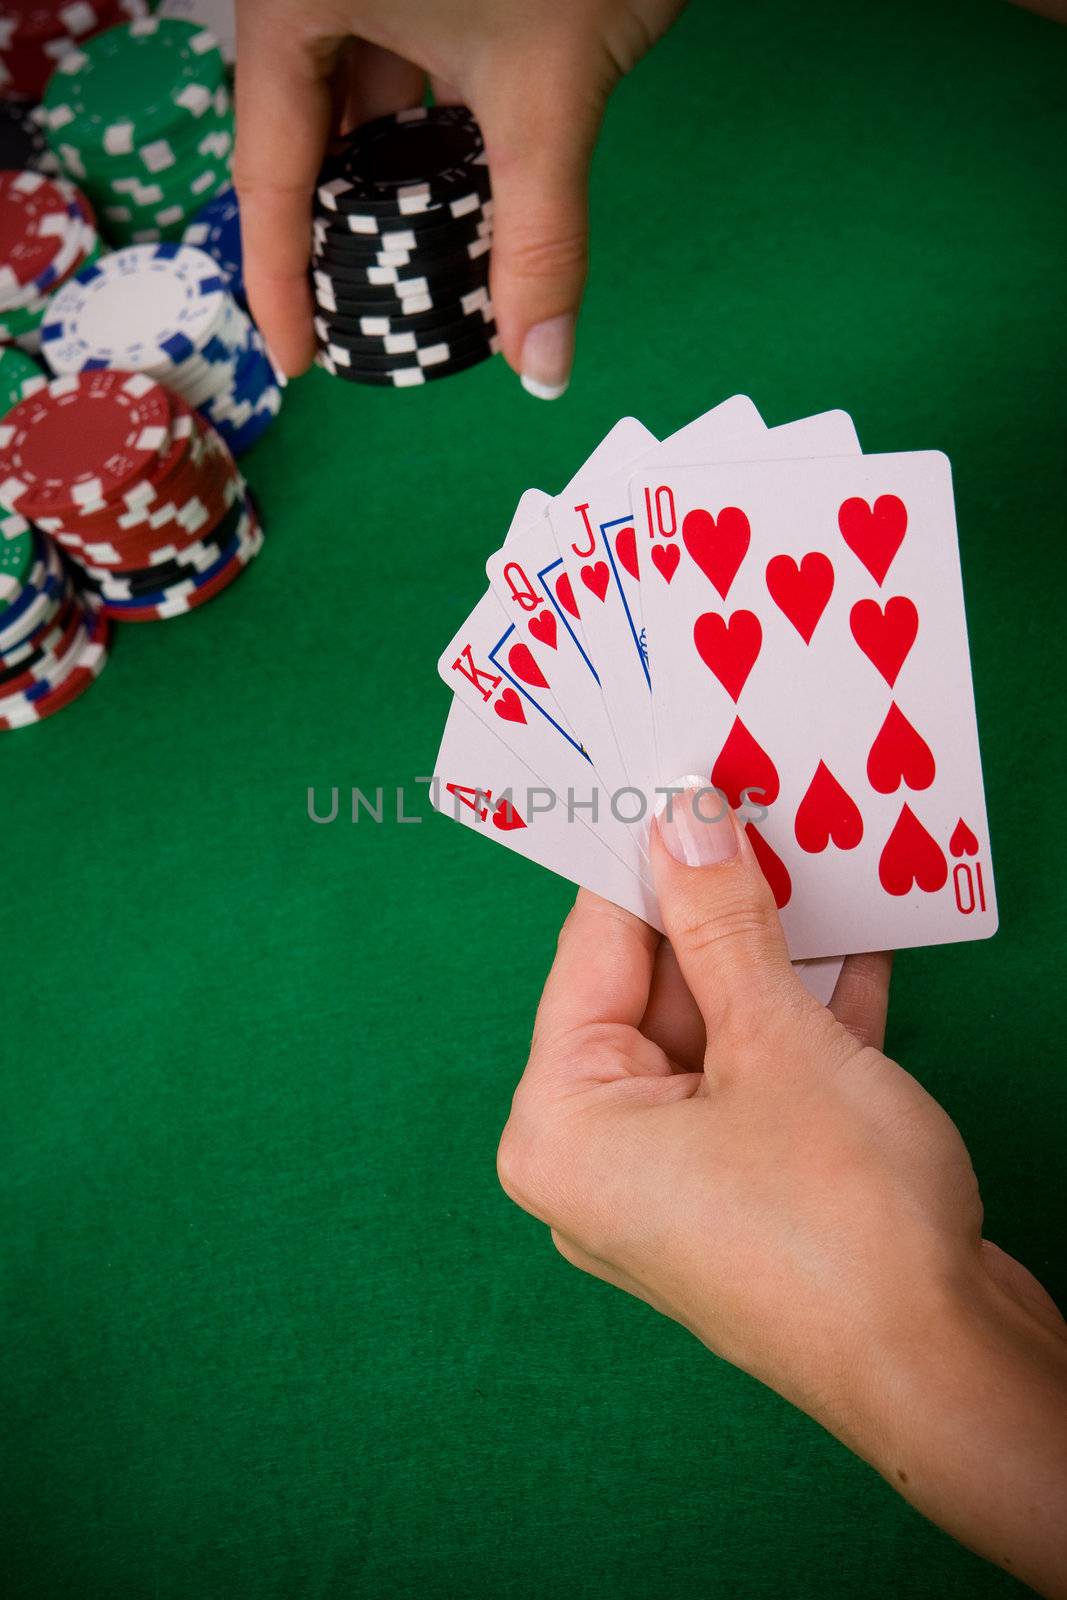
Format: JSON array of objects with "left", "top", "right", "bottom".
[{"left": 433, "top": 397, "right": 997, "bottom": 1003}]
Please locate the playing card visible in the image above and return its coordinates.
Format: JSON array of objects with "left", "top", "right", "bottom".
[
  {"left": 632, "top": 450, "right": 997, "bottom": 957},
  {"left": 432, "top": 705, "right": 844, "bottom": 1000},
  {"left": 503, "top": 487, "right": 551, "bottom": 549},
  {"left": 432, "top": 699, "right": 662, "bottom": 928},
  {"left": 548, "top": 400, "right": 862, "bottom": 803},
  {"left": 487, "top": 509, "right": 631, "bottom": 796},
  {"left": 437, "top": 585, "right": 656, "bottom": 899},
  {"left": 486, "top": 420, "right": 661, "bottom": 801}
]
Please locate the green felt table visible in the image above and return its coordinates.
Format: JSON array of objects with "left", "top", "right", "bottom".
[{"left": 3, "top": 2, "right": 1065, "bottom": 1595}]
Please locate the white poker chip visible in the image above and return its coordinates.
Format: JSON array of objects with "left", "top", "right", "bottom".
[{"left": 41, "top": 243, "right": 229, "bottom": 372}]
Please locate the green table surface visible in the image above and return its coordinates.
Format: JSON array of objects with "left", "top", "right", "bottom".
[{"left": 3, "top": 2, "right": 1065, "bottom": 1595}]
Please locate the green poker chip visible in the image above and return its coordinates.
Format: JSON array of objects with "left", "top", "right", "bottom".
[
  {"left": 0, "top": 348, "right": 45, "bottom": 417},
  {"left": 42, "top": 18, "right": 232, "bottom": 247},
  {"left": 43, "top": 17, "right": 226, "bottom": 159},
  {"left": 0, "top": 515, "right": 34, "bottom": 613}
]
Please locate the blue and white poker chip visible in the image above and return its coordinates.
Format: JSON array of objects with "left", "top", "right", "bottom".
[
  {"left": 40, "top": 242, "right": 228, "bottom": 372},
  {"left": 182, "top": 184, "right": 243, "bottom": 302}
]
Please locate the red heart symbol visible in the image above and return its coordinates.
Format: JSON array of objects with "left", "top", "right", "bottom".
[
  {"left": 878, "top": 803, "right": 948, "bottom": 896},
  {"left": 528, "top": 610, "right": 557, "bottom": 649},
  {"left": 838, "top": 495, "right": 907, "bottom": 585},
  {"left": 866, "top": 703, "right": 935, "bottom": 794},
  {"left": 795, "top": 761, "right": 863, "bottom": 852},
  {"left": 492, "top": 797, "right": 527, "bottom": 831},
  {"left": 849, "top": 596, "right": 918, "bottom": 686},
  {"left": 682, "top": 506, "right": 750, "bottom": 599},
  {"left": 765, "top": 552, "right": 834, "bottom": 644},
  {"left": 615, "top": 524, "right": 639, "bottom": 581},
  {"left": 745, "top": 822, "right": 792, "bottom": 909},
  {"left": 693, "top": 610, "right": 761, "bottom": 701},
  {"left": 651, "top": 544, "right": 679, "bottom": 584},
  {"left": 508, "top": 642, "right": 548, "bottom": 689},
  {"left": 494, "top": 687, "right": 525, "bottom": 724},
  {"left": 711, "top": 717, "right": 779, "bottom": 809},
  {"left": 949, "top": 818, "right": 979, "bottom": 858},
  {"left": 581, "top": 561, "right": 609, "bottom": 601},
  {"left": 555, "top": 572, "right": 580, "bottom": 620}
]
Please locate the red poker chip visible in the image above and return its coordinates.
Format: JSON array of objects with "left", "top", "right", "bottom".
[
  {"left": 53, "top": 400, "right": 209, "bottom": 534},
  {"left": 0, "top": 172, "right": 72, "bottom": 292},
  {"left": 4, "top": 2, "right": 86, "bottom": 40},
  {"left": 0, "top": 39, "right": 56, "bottom": 101},
  {"left": 0, "top": 371, "right": 174, "bottom": 518},
  {"left": 49, "top": 428, "right": 242, "bottom": 568}
]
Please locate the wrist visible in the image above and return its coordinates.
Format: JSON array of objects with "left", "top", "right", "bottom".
[{"left": 820, "top": 1266, "right": 1067, "bottom": 1594}]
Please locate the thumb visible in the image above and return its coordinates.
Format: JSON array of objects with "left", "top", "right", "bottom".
[
  {"left": 650, "top": 778, "right": 807, "bottom": 1040},
  {"left": 475, "top": 53, "right": 607, "bottom": 399}
]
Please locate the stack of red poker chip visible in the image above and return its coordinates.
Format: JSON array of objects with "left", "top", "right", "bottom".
[
  {"left": 0, "top": 0, "right": 147, "bottom": 101},
  {"left": 0, "top": 368, "right": 263, "bottom": 625}
]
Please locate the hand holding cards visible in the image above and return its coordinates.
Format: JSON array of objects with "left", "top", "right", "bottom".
[{"left": 433, "top": 398, "right": 997, "bottom": 980}]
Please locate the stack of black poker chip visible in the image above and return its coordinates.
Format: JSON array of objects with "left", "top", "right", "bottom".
[{"left": 310, "top": 105, "right": 498, "bottom": 388}]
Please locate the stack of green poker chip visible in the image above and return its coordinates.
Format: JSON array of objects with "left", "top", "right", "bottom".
[{"left": 41, "top": 15, "right": 233, "bottom": 247}]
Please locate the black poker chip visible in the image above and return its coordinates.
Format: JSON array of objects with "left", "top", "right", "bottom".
[
  {"left": 316, "top": 322, "right": 498, "bottom": 370},
  {"left": 0, "top": 96, "right": 58, "bottom": 173},
  {"left": 313, "top": 292, "right": 494, "bottom": 340},
  {"left": 315, "top": 285, "right": 490, "bottom": 320},
  {"left": 311, "top": 250, "right": 487, "bottom": 286},
  {"left": 313, "top": 315, "right": 497, "bottom": 356},
  {"left": 311, "top": 227, "right": 491, "bottom": 275},
  {"left": 311, "top": 200, "right": 492, "bottom": 256},
  {"left": 316, "top": 105, "right": 490, "bottom": 216},
  {"left": 308, "top": 206, "right": 492, "bottom": 256},
  {"left": 312, "top": 260, "right": 488, "bottom": 305},
  {"left": 308, "top": 192, "right": 492, "bottom": 244},
  {"left": 317, "top": 335, "right": 499, "bottom": 385}
]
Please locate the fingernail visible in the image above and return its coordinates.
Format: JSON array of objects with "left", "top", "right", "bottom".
[
  {"left": 654, "top": 775, "right": 738, "bottom": 867},
  {"left": 520, "top": 313, "right": 574, "bottom": 400}
]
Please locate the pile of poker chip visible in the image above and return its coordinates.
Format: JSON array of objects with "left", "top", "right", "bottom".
[
  {"left": 0, "top": 0, "right": 146, "bottom": 100},
  {"left": 0, "top": 370, "right": 263, "bottom": 627},
  {"left": 0, "top": 168, "right": 102, "bottom": 352},
  {"left": 42, "top": 242, "right": 281, "bottom": 456},
  {"left": 312, "top": 105, "right": 499, "bottom": 388},
  {"left": 0, "top": 510, "right": 109, "bottom": 730},
  {"left": 41, "top": 14, "right": 232, "bottom": 246}
]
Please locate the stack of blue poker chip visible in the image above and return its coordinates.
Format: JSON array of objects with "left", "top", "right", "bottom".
[
  {"left": 39, "top": 242, "right": 282, "bottom": 457},
  {"left": 182, "top": 185, "right": 243, "bottom": 305}
]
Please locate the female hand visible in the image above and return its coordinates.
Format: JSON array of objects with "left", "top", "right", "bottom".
[
  {"left": 499, "top": 781, "right": 1067, "bottom": 1597},
  {"left": 233, "top": 0, "right": 686, "bottom": 392}
]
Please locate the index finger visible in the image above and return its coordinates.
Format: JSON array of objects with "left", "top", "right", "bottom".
[
  {"left": 532, "top": 889, "right": 659, "bottom": 1048},
  {"left": 233, "top": 16, "right": 338, "bottom": 373}
]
